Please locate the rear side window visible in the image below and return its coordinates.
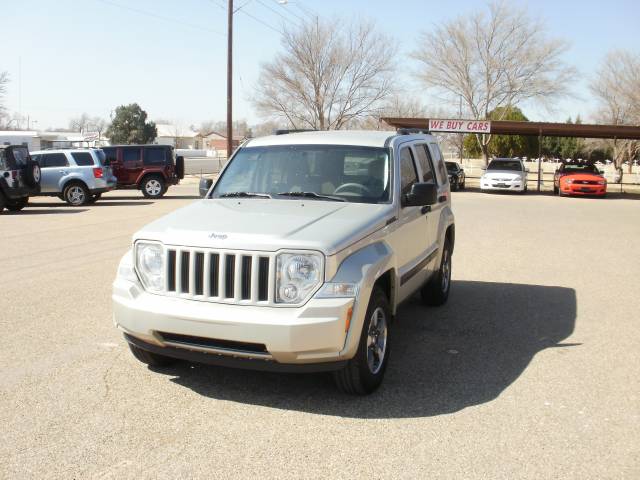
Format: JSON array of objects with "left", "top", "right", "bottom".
[
  {"left": 11, "top": 147, "right": 30, "bottom": 167},
  {"left": 71, "top": 152, "right": 95, "bottom": 166},
  {"left": 429, "top": 143, "right": 448, "bottom": 185},
  {"left": 399, "top": 147, "right": 418, "bottom": 195},
  {"left": 94, "top": 150, "right": 106, "bottom": 165},
  {"left": 41, "top": 153, "right": 69, "bottom": 168},
  {"left": 123, "top": 148, "right": 141, "bottom": 163},
  {"left": 414, "top": 145, "right": 436, "bottom": 183},
  {"left": 0, "top": 150, "right": 6, "bottom": 170},
  {"left": 103, "top": 148, "right": 118, "bottom": 163},
  {"left": 144, "top": 147, "right": 166, "bottom": 166}
]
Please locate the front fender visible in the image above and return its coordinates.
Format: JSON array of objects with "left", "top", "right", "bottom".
[{"left": 327, "top": 241, "right": 395, "bottom": 360}]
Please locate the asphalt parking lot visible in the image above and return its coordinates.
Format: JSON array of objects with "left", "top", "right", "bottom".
[{"left": 1, "top": 182, "right": 638, "bottom": 479}]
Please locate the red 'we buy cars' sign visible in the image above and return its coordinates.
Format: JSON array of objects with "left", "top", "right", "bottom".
[{"left": 429, "top": 119, "right": 491, "bottom": 134}]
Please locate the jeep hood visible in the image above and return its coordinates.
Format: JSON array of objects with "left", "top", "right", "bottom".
[{"left": 133, "top": 199, "right": 394, "bottom": 255}]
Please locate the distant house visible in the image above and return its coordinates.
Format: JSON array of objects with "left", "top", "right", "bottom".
[
  {"left": 155, "top": 124, "right": 199, "bottom": 149},
  {"left": 195, "top": 131, "right": 243, "bottom": 157},
  {"left": 0, "top": 130, "right": 100, "bottom": 150}
]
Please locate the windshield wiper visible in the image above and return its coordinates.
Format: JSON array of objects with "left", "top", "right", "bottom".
[
  {"left": 219, "top": 192, "right": 272, "bottom": 199},
  {"left": 277, "top": 191, "right": 346, "bottom": 202}
]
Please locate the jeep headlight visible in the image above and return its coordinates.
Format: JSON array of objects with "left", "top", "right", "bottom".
[
  {"left": 135, "top": 241, "right": 165, "bottom": 291},
  {"left": 276, "top": 252, "right": 323, "bottom": 304}
]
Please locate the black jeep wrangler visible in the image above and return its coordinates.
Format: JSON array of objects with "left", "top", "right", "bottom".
[{"left": 0, "top": 145, "right": 41, "bottom": 213}]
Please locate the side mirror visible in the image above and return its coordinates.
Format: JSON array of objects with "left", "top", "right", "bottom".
[
  {"left": 199, "top": 177, "right": 213, "bottom": 198},
  {"left": 481, "top": 166, "right": 487, "bottom": 171},
  {"left": 403, "top": 182, "right": 437, "bottom": 207}
]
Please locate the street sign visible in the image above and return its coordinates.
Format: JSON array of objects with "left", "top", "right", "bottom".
[{"left": 429, "top": 119, "right": 491, "bottom": 134}]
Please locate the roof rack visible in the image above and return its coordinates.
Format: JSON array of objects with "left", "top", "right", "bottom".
[
  {"left": 397, "top": 128, "right": 431, "bottom": 135},
  {"left": 274, "top": 129, "right": 317, "bottom": 135}
]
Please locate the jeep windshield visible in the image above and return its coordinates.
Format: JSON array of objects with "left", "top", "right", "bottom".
[{"left": 212, "top": 145, "right": 391, "bottom": 204}]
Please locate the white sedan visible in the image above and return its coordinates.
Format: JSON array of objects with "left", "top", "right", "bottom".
[{"left": 481, "top": 158, "right": 529, "bottom": 193}]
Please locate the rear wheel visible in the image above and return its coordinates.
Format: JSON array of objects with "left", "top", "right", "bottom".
[
  {"left": 421, "top": 240, "right": 452, "bottom": 307},
  {"left": 333, "top": 287, "right": 391, "bottom": 395},
  {"left": 6, "top": 197, "right": 28, "bottom": 212},
  {"left": 141, "top": 175, "right": 166, "bottom": 199},
  {"left": 0, "top": 193, "right": 6, "bottom": 213},
  {"left": 63, "top": 182, "right": 90, "bottom": 206},
  {"left": 128, "top": 343, "right": 177, "bottom": 367}
]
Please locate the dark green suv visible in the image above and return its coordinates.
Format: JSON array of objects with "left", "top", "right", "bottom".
[{"left": 0, "top": 145, "right": 41, "bottom": 213}]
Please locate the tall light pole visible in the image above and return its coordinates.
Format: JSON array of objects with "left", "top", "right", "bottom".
[{"left": 226, "top": 0, "right": 233, "bottom": 158}]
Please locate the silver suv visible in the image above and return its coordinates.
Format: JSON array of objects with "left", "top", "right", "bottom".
[
  {"left": 30, "top": 148, "right": 117, "bottom": 205},
  {"left": 113, "top": 130, "right": 455, "bottom": 394}
]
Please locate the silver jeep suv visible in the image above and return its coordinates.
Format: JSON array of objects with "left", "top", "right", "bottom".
[
  {"left": 113, "top": 130, "right": 455, "bottom": 394},
  {"left": 30, "top": 148, "right": 117, "bottom": 205}
]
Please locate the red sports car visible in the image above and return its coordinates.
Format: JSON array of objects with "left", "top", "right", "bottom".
[{"left": 554, "top": 163, "right": 607, "bottom": 197}]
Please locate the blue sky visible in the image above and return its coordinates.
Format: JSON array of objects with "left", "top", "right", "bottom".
[{"left": 1, "top": 0, "right": 638, "bottom": 129}]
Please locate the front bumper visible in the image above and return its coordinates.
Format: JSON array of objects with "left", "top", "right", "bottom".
[
  {"left": 561, "top": 184, "right": 606, "bottom": 196},
  {"left": 481, "top": 180, "right": 525, "bottom": 191},
  {"left": 113, "top": 276, "right": 355, "bottom": 366}
]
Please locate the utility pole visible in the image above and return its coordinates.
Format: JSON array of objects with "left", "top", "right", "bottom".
[{"left": 226, "top": 0, "right": 233, "bottom": 159}]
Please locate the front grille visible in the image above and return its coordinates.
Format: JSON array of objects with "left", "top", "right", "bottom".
[
  {"left": 159, "top": 331, "right": 268, "bottom": 355},
  {"left": 575, "top": 180, "right": 599, "bottom": 185},
  {"left": 165, "top": 247, "right": 275, "bottom": 305}
]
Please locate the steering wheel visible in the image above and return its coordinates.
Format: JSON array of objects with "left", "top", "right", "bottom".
[{"left": 333, "top": 182, "right": 372, "bottom": 196}]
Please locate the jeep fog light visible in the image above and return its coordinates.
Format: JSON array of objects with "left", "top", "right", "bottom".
[
  {"left": 276, "top": 252, "right": 323, "bottom": 304},
  {"left": 135, "top": 242, "right": 165, "bottom": 292}
]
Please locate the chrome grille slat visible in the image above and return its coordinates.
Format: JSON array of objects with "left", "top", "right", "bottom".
[{"left": 166, "top": 247, "right": 276, "bottom": 306}]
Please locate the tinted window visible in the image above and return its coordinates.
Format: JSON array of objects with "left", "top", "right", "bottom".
[
  {"left": 41, "top": 153, "right": 69, "bottom": 168},
  {"left": 414, "top": 145, "right": 436, "bottom": 183},
  {"left": 487, "top": 160, "right": 523, "bottom": 171},
  {"left": 123, "top": 148, "right": 141, "bottom": 163},
  {"left": 11, "top": 147, "right": 30, "bottom": 167},
  {"left": 399, "top": 148, "right": 418, "bottom": 196},
  {"left": 94, "top": 149, "right": 106, "bottom": 165},
  {"left": 144, "top": 147, "right": 166, "bottom": 166},
  {"left": 429, "top": 143, "right": 448, "bottom": 185},
  {"left": 71, "top": 152, "right": 95, "bottom": 166},
  {"left": 446, "top": 162, "right": 459, "bottom": 172},
  {"left": 103, "top": 148, "right": 118, "bottom": 163}
]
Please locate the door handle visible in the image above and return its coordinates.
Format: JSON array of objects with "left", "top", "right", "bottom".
[
  {"left": 421, "top": 205, "right": 431, "bottom": 214},
  {"left": 438, "top": 195, "right": 447, "bottom": 203}
]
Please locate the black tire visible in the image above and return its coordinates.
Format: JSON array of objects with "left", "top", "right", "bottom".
[
  {"left": 128, "top": 343, "right": 177, "bottom": 367},
  {"left": 63, "top": 181, "right": 90, "bottom": 206},
  {"left": 451, "top": 178, "right": 459, "bottom": 191},
  {"left": 333, "top": 286, "right": 391, "bottom": 395},
  {"left": 0, "top": 193, "right": 6, "bottom": 213},
  {"left": 24, "top": 160, "right": 41, "bottom": 188},
  {"left": 6, "top": 197, "right": 28, "bottom": 212},
  {"left": 175, "top": 156, "right": 185, "bottom": 180},
  {"left": 141, "top": 175, "right": 166, "bottom": 199},
  {"left": 459, "top": 178, "right": 466, "bottom": 190},
  {"left": 553, "top": 184, "right": 559, "bottom": 194},
  {"left": 87, "top": 193, "right": 102, "bottom": 204},
  {"left": 421, "top": 240, "right": 452, "bottom": 307}
]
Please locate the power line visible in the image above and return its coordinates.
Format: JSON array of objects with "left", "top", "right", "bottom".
[
  {"left": 95, "top": 0, "right": 225, "bottom": 36},
  {"left": 261, "top": 0, "right": 305, "bottom": 25},
  {"left": 208, "top": 0, "right": 282, "bottom": 34}
]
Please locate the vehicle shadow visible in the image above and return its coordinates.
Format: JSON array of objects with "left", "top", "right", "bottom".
[
  {"left": 154, "top": 280, "right": 577, "bottom": 418},
  {"left": 110, "top": 195, "right": 200, "bottom": 201},
  {"left": 32, "top": 201, "right": 153, "bottom": 207},
  {"left": 6, "top": 208, "right": 88, "bottom": 215}
]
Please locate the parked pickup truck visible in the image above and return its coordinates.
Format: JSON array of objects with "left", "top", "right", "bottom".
[{"left": 113, "top": 130, "right": 455, "bottom": 394}]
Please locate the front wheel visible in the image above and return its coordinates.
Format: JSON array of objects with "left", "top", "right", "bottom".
[
  {"left": 128, "top": 343, "right": 177, "bottom": 367},
  {"left": 333, "top": 287, "right": 391, "bottom": 395},
  {"left": 141, "top": 176, "right": 166, "bottom": 199},
  {"left": 421, "top": 241, "right": 452, "bottom": 306}
]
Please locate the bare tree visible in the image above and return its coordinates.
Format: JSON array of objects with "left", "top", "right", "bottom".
[
  {"left": 253, "top": 17, "right": 396, "bottom": 130},
  {"left": 90, "top": 117, "right": 108, "bottom": 141},
  {"left": 69, "top": 113, "right": 92, "bottom": 132},
  {"left": 0, "top": 71, "right": 9, "bottom": 127},
  {"left": 412, "top": 1, "right": 575, "bottom": 163},
  {"left": 590, "top": 50, "right": 640, "bottom": 181}
]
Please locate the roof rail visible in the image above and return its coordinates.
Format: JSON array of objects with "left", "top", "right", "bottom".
[
  {"left": 397, "top": 128, "right": 431, "bottom": 135},
  {"left": 274, "top": 129, "right": 317, "bottom": 135}
]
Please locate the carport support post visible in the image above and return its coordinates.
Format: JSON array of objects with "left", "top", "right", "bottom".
[{"left": 537, "top": 129, "right": 543, "bottom": 192}]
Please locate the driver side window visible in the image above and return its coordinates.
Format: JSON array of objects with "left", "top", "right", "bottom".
[{"left": 399, "top": 147, "right": 418, "bottom": 196}]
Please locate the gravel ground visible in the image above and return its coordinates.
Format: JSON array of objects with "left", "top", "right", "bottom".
[{"left": 1, "top": 184, "right": 638, "bottom": 479}]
